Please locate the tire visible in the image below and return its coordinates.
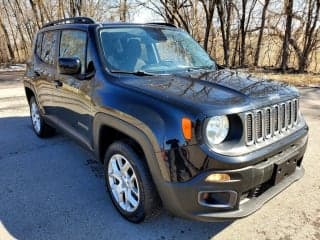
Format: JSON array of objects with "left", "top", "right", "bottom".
[
  {"left": 29, "top": 96, "right": 55, "bottom": 138},
  {"left": 104, "top": 140, "right": 161, "bottom": 223}
]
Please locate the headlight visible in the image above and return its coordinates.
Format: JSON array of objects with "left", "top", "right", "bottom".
[{"left": 205, "top": 115, "right": 229, "bottom": 145}]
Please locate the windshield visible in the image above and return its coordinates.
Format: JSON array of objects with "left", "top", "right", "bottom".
[{"left": 99, "top": 26, "right": 216, "bottom": 74}]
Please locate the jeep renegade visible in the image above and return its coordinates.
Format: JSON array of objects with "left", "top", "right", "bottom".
[{"left": 24, "top": 17, "right": 308, "bottom": 223}]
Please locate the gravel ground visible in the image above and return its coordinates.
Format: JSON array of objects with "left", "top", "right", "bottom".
[{"left": 0, "top": 71, "right": 319, "bottom": 240}]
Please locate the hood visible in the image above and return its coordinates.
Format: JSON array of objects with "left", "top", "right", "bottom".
[{"left": 120, "top": 69, "right": 298, "bottom": 115}]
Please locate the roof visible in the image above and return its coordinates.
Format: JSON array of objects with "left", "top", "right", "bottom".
[{"left": 39, "top": 17, "right": 177, "bottom": 32}]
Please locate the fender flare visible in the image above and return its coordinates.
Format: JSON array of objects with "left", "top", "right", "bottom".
[
  {"left": 23, "top": 81, "right": 44, "bottom": 113},
  {"left": 93, "top": 112, "right": 170, "bottom": 183}
]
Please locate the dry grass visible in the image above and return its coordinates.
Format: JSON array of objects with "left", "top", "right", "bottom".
[
  {"left": 236, "top": 68, "right": 320, "bottom": 86},
  {"left": 251, "top": 72, "right": 320, "bottom": 86}
]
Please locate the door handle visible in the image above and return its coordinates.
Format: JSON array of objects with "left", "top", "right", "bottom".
[
  {"left": 54, "top": 80, "right": 63, "bottom": 88},
  {"left": 34, "top": 70, "right": 41, "bottom": 77}
]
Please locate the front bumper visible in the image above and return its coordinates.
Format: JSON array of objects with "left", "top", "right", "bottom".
[
  {"left": 160, "top": 127, "right": 308, "bottom": 222},
  {"left": 197, "top": 166, "right": 304, "bottom": 220}
]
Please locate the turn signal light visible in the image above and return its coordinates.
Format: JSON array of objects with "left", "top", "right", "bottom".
[
  {"left": 182, "top": 117, "right": 192, "bottom": 140},
  {"left": 205, "top": 173, "right": 231, "bottom": 182}
]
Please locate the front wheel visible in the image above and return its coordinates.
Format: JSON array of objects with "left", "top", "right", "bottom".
[
  {"left": 104, "top": 141, "right": 161, "bottom": 223},
  {"left": 29, "top": 96, "right": 55, "bottom": 138}
]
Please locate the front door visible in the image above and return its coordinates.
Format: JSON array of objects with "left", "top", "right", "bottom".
[{"left": 51, "top": 29, "right": 93, "bottom": 142}]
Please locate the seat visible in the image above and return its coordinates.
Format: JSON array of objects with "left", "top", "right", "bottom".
[{"left": 122, "top": 38, "right": 144, "bottom": 71}]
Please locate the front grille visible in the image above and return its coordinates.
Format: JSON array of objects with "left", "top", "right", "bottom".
[
  {"left": 265, "top": 108, "right": 271, "bottom": 138},
  {"left": 246, "top": 113, "right": 254, "bottom": 144},
  {"left": 280, "top": 103, "right": 286, "bottom": 130},
  {"left": 274, "top": 105, "right": 279, "bottom": 133},
  {"left": 288, "top": 101, "right": 292, "bottom": 126},
  {"left": 245, "top": 99, "right": 299, "bottom": 145},
  {"left": 255, "top": 110, "right": 263, "bottom": 141},
  {"left": 293, "top": 99, "right": 298, "bottom": 122}
]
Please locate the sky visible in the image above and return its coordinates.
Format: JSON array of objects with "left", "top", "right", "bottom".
[{"left": 131, "top": 5, "right": 162, "bottom": 23}]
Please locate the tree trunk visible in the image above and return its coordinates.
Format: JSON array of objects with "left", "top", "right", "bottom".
[
  {"left": 217, "top": 0, "right": 232, "bottom": 66},
  {"left": 298, "top": 0, "right": 320, "bottom": 72},
  {"left": 200, "top": 0, "right": 216, "bottom": 51},
  {"left": 232, "top": 27, "right": 241, "bottom": 66},
  {"left": 59, "top": 0, "right": 66, "bottom": 18},
  {"left": 254, "top": 0, "right": 270, "bottom": 66},
  {"left": 7, "top": 0, "right": 29, "bottom": 58},
  {"left": 280, "top": 0, "right": 294, "bottom": 72},
  {"left": 2, "top": 0, "right": 22, "bottom": 61},
  {"left": 0, "top": 18, "right": 14, "bottom": 61},
  {"left": 28, "top": 0, "right": 41, "bottom": 29},
  {"left": 38, "top": 0, "right": 51, "bottom": 22},
  {"left": 239, "top": 0, "right": 247, "bottom": 66},
  {"left": 14, "top": 0, "right": 33, "bottom": 42},
  {"left": 225, "top": 1, "right": 232, "bottom": 66},
  {"left": 119, "top": 0, "right": 127, "bottom": 21}
]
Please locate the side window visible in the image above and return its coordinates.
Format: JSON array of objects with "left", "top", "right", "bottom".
[
  {"left": 35, "top": 33, "right": 43, "bottom": 58},
  {"left": 41, "top": 31, "right": 58, "bottom": 65},
  {"left": 60, "top": 30, "right": 87, "bottom": 74}
]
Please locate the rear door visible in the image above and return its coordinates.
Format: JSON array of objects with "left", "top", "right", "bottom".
[
  {"left": 32, "top": 30, "right": 59, "bottom": 115},
  {"left": 51, "top": 29, "right": 93, "bottom": 142}
]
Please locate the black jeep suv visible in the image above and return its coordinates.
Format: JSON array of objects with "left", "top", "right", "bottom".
[{"left": 24, "top": 17, "right": 308, "bottom": 223}]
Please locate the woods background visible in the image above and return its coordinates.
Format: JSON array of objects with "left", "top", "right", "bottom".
[{"left": 0, "top": 0, "right": 320, "bottom": 74}]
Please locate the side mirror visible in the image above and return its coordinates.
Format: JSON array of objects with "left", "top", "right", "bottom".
[{"left": 58, "top": 57, "right": 81, "bottom": 75}]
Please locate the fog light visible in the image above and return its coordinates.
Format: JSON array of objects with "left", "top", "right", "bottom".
[
  {"left": 198, "top": 191, "right": 238, "bottom": 208},
  {"left": 205, "top": 173, "right": 231, "bottom": 182}
]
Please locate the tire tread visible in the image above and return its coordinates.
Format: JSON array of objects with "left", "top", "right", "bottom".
[{"left": 104, "top": 140, "right": 161, "bottom": 223}]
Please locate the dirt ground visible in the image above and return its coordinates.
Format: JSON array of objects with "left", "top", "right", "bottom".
[{"left": 0, "top": 71, "right": 319, "bottom": 240}]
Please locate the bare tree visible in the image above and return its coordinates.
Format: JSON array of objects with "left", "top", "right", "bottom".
[
  {"left": 0, "top": 16, "right": 14, "bottom": 61},
  {"left": 69, "top": 0, "right": 83, "bottom": 17},
  {"left": 28, "top": 0, "right": 42, "bottom": 29},
  {"left": 6, "top": 0, "right": 29, "bottom": 57},
  {"left": 254, "top": 0, "right": 270, "bottom": 66},
  {"left": 199, "top": 0, "right": 216, "bottom": 51},
  {"left": 297, "top": 0, "right": 320, "bottom": 72},
  {"left": 0, "top": 0, "right": 319, "bottom": 73},
  {"left": 2, "top": 0, "right": 21, "bottom": 61},
  {"left": 280, "top": 0, "right": 294, "bottom": 71},
  {"left": 217, "top": 0, "right": 233, "bottom": 65},
  {"left": 239, "top": 0, "right": 257, "bottom": 66},
  {"left": 119, "top": 0, "right": 128, "bottom": 21}
]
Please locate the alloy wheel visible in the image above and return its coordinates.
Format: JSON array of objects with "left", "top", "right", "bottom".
[
  {"left": 108, "top": 154, "right": 140, "bottom": 212},
  {"left": 31, "top": 101, "right": 41, "bottom": 133}
]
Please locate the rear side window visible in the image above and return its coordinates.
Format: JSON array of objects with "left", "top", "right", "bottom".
[
  {"left": 40, "top": 31, "right": 58, "bottom": 65},
  {"left": 60, "top": 30, "right": 87, "bottom": 74}
]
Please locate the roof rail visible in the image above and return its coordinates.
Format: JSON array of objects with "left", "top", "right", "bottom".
[
  {"left": 146, "top": 22, "right": 177, "bottom": 28},
  {"left": 42, "top": 17, "right": 96, "bottom": 29}
]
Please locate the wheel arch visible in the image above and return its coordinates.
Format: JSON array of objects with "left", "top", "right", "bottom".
[
  {"left": 25, "top": 86, "right": 35, "bottom": 104},
  {"left": 93, "top": 112, "right": 170, "bottom": 183}
]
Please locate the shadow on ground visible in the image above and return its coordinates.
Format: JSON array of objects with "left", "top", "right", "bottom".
[
  {"left": 0, "top": 71, "right": 24, "bottom": 88},
  {"left": 0, "top": 116, "right": 232, "bottom": 240}
]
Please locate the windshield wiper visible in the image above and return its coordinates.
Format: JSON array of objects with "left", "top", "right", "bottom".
[{"left": 110, "top": 70, "right": 155, "bottom": 76}]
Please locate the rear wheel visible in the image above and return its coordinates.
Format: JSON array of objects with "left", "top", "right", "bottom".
[
  {"left": 104, "top": 141, "right": 161, "bottom": 223},
  {"left": 29, "top": 96, "right": 55, "bottom": 137}
]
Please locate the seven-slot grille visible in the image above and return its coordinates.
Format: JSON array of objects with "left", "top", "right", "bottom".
[{"left": 245, "top": 99, "right": 299, "bottom": 145}]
